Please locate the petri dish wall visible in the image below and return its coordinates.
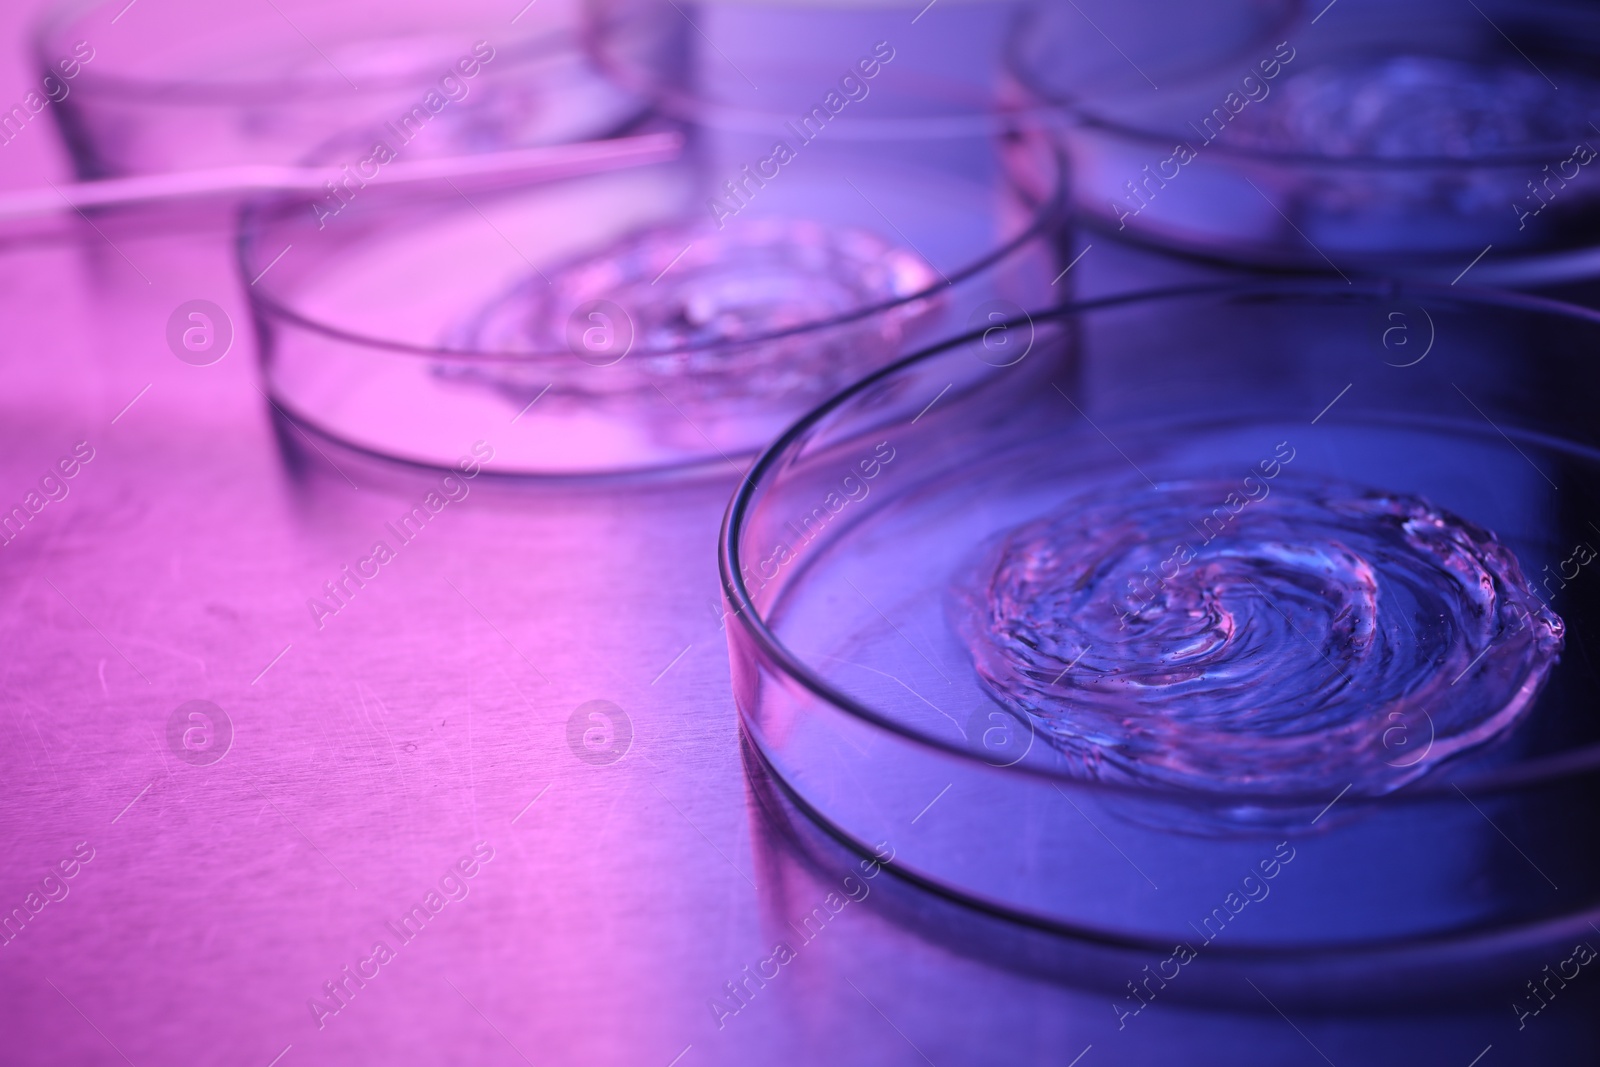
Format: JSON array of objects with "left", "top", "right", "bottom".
[
  {"left": 720, "top": 280, "right": 1600, "bottom": 997},
  {"left": 239, "top": 112, "right": 1064, "bottom": 476},
  {"left": 35, "top": 0, "right": 646, "bottom": 177},
  {"left": 590, "top": 0, "right": 1032, "bottom": 129}
]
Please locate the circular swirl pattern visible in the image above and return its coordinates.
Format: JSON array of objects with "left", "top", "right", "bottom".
[
  {"left": 441, "top": 218, "right": 939, "bottom": 404},
  {"left": 957, "top": 477, "right": 1564, "bottom": 796}
]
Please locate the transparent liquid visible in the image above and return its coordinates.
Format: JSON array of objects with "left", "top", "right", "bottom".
[
  {"left": 772, "top": 419, "right": 1590, "bottom": 806},
  {"left": 438, "top": 218, "right": 940, "bottom": 409},
  {"left": 956, "top": 475, "right": 1564, "bottom": 796}
]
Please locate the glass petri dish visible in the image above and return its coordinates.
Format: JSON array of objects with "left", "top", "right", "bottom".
[
  {"left": 1005, "top": 0, "right": 1305, "bottom": 106},
  {"left": 1011, "top": 0, "right": 1600, "bottom": 285},
  {"left": 589, "top": 0, "right": 1038, "bottom": 135},
  {"left": 239, "top": 115, "right": 1064, "bottom": 477},
  {"left": 720, "top": 279, "right": 1600, "bottom": 987},
  {"left": 34, "top": 0, "right": 647, "bottom": 177}
]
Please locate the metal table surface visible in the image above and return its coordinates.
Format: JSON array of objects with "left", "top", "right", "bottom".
[{"left": 1, "top": 26, "right": 1597, "bottom": 1067}]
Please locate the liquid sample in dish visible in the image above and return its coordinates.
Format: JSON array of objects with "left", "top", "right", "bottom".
[
  {"left": 956, "top": 475, "right": 1564, "bottom": 796},
  {"left": 1228, "top": 56, "right": 1600, "bottom": 158},
  {"left": 439, "top": 218, "right": 940, "bottom": 407}
]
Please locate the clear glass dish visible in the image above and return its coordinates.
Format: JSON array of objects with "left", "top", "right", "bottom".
[
  {"left": 35, "top": 0, "right": 646, "bottom": 177},
  {"left": 1011, "top": 0, "right": 1600, "bottom": 284},
  {"left": 239, "top": 115, "right": 1064, "bottom": 476},
  {"left": 589, "top": 0, "right": 1035, "bottom": 137},
  {"left": 720, "top": 279, "right": 1600, "bottom": 990}
]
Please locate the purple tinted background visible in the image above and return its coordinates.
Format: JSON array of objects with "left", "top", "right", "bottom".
[{"left": 0, "top": 1, "right": 1595, "bottom": 1064}]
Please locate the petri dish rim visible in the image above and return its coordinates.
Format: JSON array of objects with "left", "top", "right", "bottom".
[
  {"left": 235, "top": 138, "right": 1069, "bottom": 365},
  {"left": 1044, "top": 102, "right": 1600, "bottom": 173},
  {"left": 1005, "top": 8, "right": 1600, "bottom": 170},
  {"left": 32, "top": 1, "right": 580, "bottom": 105},
  {"left": 718, "top": 277, "right": 1600, "bottom": 810},
  {"left": 1030, "top": 113, "right": 1593, "bottom": 173}
]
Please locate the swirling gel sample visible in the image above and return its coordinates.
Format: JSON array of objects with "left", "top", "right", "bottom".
[
  {"left": 1228, "top": 56, "right": 1600, "bottom": 158},
  {"left": 956, "top": 476, "right": 1564, "bottom": 796},
  {"left": 438, "top": 218, "right": 939, "bottom": 405}
]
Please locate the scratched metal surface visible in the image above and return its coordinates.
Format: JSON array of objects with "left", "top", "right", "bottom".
[{"left": 2, "top": 29, "right": 1599, "bottom": 1067}]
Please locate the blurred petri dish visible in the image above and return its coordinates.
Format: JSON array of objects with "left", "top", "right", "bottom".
[
  {"left": 720, "top": 279, "right": 1600, "bottom": 980},
  {"left": 1012, "top": 0, "right": 1600, "bottom": 284},
  {"left": 1006, "top": 0, "right": 1305, "bottom": 105},
  {"left": 590, "top": 0, "right": 1039, "bottom": 136},
  {"left": 34, "top": 0, "right": 647, "bottom": 177},
  {"left": 239, "top": 114, "right": 1064, "bottom": 477}
]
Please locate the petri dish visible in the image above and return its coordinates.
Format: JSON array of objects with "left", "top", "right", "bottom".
[
  {"left": 720, "top": 279, "right": 1600, "bottom": 990},
  {"left": 239, "top": 112, "right": 1064, "bottom": 477},
  {"left": 590, "top": 0, "right": 1037, "bottom": 134},
  {"left": 1005, "top": 0, "right": 1305, "bottom": 106},
  {"left": 34, "top": 0, "right": 647, "bottom": 177},
  {"left": 1011, "top": 0, "right": 1600, "bottom": 285}
]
